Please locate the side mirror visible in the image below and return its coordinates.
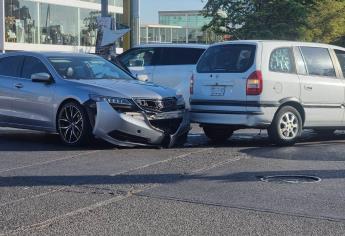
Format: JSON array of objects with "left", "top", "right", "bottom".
[{"left": 31, "top": 73, "right": 52, "bottom": 83}]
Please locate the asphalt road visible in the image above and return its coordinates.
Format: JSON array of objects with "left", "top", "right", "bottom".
[{"left": 1, "top": 126, "right": 345, "bottom": 235}]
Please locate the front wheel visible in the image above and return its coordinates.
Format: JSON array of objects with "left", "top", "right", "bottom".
[
  {"left": 203, "top": 125, "right": 234, "bottom": 143},
  {"left": 57, "top": 102, "right": 93, "bottom": 146},
  {"left": 268, "top": 106, "right": 302, "bottom": 146}
]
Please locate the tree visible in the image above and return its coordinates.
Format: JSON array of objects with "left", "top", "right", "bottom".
[
  {"left": 301, "top": 0, "right": 345, "bottom": 46},
  {"left": 202, "top": 0, "right": 317, "bottom": 40}
]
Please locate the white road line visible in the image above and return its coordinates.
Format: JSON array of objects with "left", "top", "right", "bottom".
[
  {"left": 0, "top": 188, "right": 66, "bottom": 208},
  {"left": 109, "top": 148, "right": 214, "bottom": 176},
  {"left": 0, "top": 150, "right": 100, "bottom": 174},
  {"left": 2, "top": 148, "right": 216, "bottom": 235}
]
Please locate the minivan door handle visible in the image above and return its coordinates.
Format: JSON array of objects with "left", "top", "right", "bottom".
[
  {"left": 14, "top": 83, "right": 24, "bottom": 89},
  {"left": 304, "top": 85, "right": 313, "bottom": 91}
]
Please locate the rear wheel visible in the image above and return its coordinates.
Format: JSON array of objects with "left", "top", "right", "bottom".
[
  {"left": 57, "top": 101, "right": 93, "bottom": 146},
  {"left": 203, "top": 125, "right": 233, "bottom": 143},
  {"left": 268, "top": 106, "right": 302, "bottom": 146}
]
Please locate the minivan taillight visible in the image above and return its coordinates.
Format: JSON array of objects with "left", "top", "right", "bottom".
[
  {"left": 190, "top": 74, "right": 195, "bottom": 95},
  {"left": 246, "top": 71, "right": 263, "bottom": 96}
]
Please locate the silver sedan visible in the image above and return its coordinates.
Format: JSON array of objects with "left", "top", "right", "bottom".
[{"left": 0, "top": 52, "right": 190, "bottom": 147}]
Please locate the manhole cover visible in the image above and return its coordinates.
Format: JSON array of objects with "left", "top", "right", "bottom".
[{"left": 260, "top": 175, "right": 321, "bottom": 184}]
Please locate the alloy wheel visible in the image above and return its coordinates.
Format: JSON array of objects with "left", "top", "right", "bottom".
[
  {"left": 279, "top": 112, "right": 298, "bottom": 140},
  {"left": 58, "top": 105, "right": 84, "bottom": 144}
]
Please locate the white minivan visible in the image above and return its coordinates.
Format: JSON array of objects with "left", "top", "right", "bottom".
[
  {"left": 190, "top": 40, "right": 345, "bottom": 146},
  {"left": 118, "top": 44, "right": 207, "bottom": 108}
]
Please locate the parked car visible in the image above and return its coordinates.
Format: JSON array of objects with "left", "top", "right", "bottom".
[
  {"left": 190, "top": 40, "right": 345, "bottom": 146},
  {"left": 117, "top": 44, "right": 208, "bottom": 107},
  {"left": 0, "top": 52, "right": 190, "bottom": 147}
]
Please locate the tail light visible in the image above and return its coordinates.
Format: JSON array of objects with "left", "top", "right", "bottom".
[
  {"left": 246, "top": 71, "right": 263, "bottom": 95},
  {"left": 190, "top": 74, "right": 195, "bottom": 95}
]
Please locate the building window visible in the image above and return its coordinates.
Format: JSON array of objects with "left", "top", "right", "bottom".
[
  {"left": 5, "top": 0, "right": 38, "bottom": 44},
  {"left": 40, "top": 3, "right": 78, "bottom": 46},
  {"left": 80, "top": 9, "right": 99, "bottom": 47}
]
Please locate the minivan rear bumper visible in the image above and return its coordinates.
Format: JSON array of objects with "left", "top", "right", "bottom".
[{"left": 190, "top": 107, "right": 275, "bottom": 128}]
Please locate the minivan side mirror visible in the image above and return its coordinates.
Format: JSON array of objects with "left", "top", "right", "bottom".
[{"left": 31, "top": 73, "right": 52, "bottom": 83}]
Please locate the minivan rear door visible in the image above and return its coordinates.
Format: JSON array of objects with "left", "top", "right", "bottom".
[
  {"left": 191, "top": 43, "right": 257, "bottom": 113},
  {"left": 152, "top": 47, "right": 205, "bottom": 104}
]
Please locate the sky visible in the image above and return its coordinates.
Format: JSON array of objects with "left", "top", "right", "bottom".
[{"left": 140, "top": 0, "right": 206, "bottom": 24}]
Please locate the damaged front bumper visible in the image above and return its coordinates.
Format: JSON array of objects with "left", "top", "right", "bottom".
[{"left": 91, "top": 101, "right": 190, "bottom": 147}]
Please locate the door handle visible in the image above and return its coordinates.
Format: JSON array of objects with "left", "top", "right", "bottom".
[
  {"left": 304, "top": 85, "right": 313, "bottom": 91},
  {"left": 15, "top": 83, "right": 23, "bottom": 89}
]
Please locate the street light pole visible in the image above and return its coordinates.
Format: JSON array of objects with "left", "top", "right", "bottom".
[{"left": 101, "top": 0, "right": 108, "bottom": 17}]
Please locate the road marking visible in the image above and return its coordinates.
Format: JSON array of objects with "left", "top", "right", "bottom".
[
  {"left": 2, "top": 148, "right": 216, "bottom": 235},
  {"left": 0, "top": 151, "right": 100, "bottom": 174},
  {"left": 109, "top": 148, "right": 214, "bottom": 176},
  {"left": 0, "top": 188, "right": 65, "bottom": 208}
]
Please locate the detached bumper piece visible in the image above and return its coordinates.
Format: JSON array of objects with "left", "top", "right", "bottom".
[{"left": 92, "top": 100, "right": 190, "bottom": 147}]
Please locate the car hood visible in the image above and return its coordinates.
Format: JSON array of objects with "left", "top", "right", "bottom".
[{"left": 70, "top": 79, "right": 177, "bottom": 99}]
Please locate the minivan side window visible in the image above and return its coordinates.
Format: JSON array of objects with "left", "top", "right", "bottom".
[
  {"left": 119, "top": 48, "right": 158, "bottom": 67},
  {"left": 269, "top": 48, "right": 295, "bottom": 73},
  {"left": 0, "top": 56, "right": 24, "bottom": 77},
  {"left": 158, "top": 48, "right": 205, "bottom": 66},
  {"left": 335, "top": 50, "right": 345, "bottom": 77},
  {"left": 300, "top": 47, "right": 336, "bottom": 77},
  {"left": 21, "top": 56, "right": 50, "bottom": 79},
  {"left": 197, "top": 44, "right": 256, "bottom": 73}
]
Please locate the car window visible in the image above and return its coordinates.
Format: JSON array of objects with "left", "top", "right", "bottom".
[
  {"left": 197, "top": 44, "right": 256, "bottom": 73},
  {"left": 0, "top": 56, "right": 24, "bottom": 77},
  {"left": 300, "top": 47, "right": 336, "bottom": 77},
  {"left": 335, "top": 49, "right": 345, "bottom": 77},
  {"left": 158, "top": 48, "right": 205, "bottom": 66},
  {"left": 22, "top": 56, "right": 50, "bottom": 79},
  {"left": 269, "top": 48, "right": 295, "bottom": 73},
  {"left": 49, "top": 56, "right": 134, "bottom": 80},
  {"left": 119, "top": 48, "right": 159, "bottom": 67}
]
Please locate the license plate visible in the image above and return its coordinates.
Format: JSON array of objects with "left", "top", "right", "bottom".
[{"left": 211, "top": 86, "right": 225, "bottom": 96}]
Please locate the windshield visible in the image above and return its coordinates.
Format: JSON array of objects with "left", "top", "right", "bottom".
[{"left": 49, "top": 56, "right": 134, "bottom": 80}]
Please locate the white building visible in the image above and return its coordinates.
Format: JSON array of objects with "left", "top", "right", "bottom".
[{"left": 0, "top": 0, "right": 124, "bottom": 53}]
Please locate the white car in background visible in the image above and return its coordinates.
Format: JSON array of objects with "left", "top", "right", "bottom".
[{"left": 117, "top": 44, "right": 208, "bottom": 108}]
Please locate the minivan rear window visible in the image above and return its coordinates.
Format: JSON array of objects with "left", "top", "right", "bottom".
[{"left": 197, "top": 44, "right": 256, "bottom": 73}]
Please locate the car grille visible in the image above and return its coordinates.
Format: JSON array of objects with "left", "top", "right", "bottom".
[
  {"left": 150, "top": 118, "right": 183, "bottom": 134},
  {"left": 135, "top": 97, "right": 177, "bottom": 112},
  {"left": 108, "top": 130, "right": 150, "bottom": 144}
]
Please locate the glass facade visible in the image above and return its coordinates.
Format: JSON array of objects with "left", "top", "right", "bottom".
[
  {"left": 40, "top": 4, "right": 79, "bottom": 45},
  {"left": 5, "top": 0, "right": 39, "bottom": 44},
  {"left": 157, "top": 11, "right": 220, "bottom": 44},
  {"left": 4, "top": 0, "right": 124, "bottom": 49}
]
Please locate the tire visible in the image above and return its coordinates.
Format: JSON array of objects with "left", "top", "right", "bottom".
[
  {"left": 57, "top": 101, "right": 93, "bottom": 146},
  {"left": 203, "top": 125, "right": 233, "bottom": 143},
  {"left": 268, "top": 106, "right": 302, "bottom": 146},
  {"left": 313, "top": 129, "right": 335, "bottom": 136}
]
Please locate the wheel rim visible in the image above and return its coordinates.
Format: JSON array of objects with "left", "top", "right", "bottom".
[
  {"left": 58, "top": 105, "right": 83, "bottom": 144},
  {"left": 279, "top": 112, "right": 299, "bottom": 140}
]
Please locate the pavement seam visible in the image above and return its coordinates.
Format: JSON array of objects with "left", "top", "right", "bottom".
[
  {"left": 0, "top": 150, "right": 100, "bottom": 174},
  {"left": 134, "top": 193, "right": 345, "bottom": 224},
  {"left": 1, "top": 184, "right": 160, "bottom": 236}
]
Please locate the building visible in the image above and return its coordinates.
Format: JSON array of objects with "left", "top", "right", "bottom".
[
  {"left": 0, "top": 0, "right": 126, "bottom": 53},
  {"left": 157, "top": 10, "right": 220, "bottom": 44},
  {"left": 140, "top": 24, "right": 183, "bottom": 44}
]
